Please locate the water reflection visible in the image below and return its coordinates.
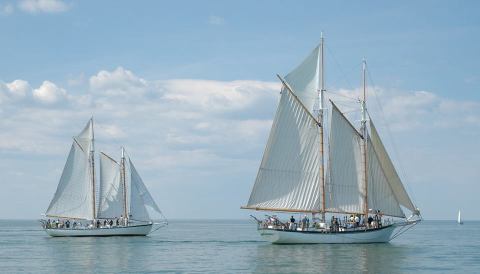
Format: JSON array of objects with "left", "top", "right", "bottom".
[{"left": 253, "top": 242, "right": 410, "bottom": 273}]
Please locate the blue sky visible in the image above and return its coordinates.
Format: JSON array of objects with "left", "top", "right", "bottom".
[{"left": 1, "top": 0, "right": 479, "bottom": 220}]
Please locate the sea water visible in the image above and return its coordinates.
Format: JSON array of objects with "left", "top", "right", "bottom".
[{"left": 0, "top": 220, "right": 478, "bottom": 273}]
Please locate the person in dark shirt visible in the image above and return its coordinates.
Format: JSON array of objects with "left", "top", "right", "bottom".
[{"left": 368, "top": 216, "right": 374, "bottom": 228}]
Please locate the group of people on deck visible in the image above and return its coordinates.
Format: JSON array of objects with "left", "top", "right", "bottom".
[
  {"left": 262, "top": 210, "right": 384, "bottom": 232},
  {"left": 44, "top": 216, "right": 128, "bottom": 229}
]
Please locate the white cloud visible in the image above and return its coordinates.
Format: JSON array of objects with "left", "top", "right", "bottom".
[
  {"left": 0, "top": 79, "right": 32, "bottom": 103},
  {"left": 32, "top": 80, "right": 66, "bottom": 104},
  {"left": 161, "top": 79, "right": 278, "bottom": 113},
  {"left": 208, "top": 15, "right": 224, "bottom": 25},
  {"left": 327, "top": 87, "right": 480, "bottom": 132},
  {"left": 6, "top": 80, "right": 31, "bottom": 98},
  {"left": 89, "top": 66, "right": 147, "bottom": 96},
  {"left": 18, "top": 0, "right": 69, "bottom": 14}
]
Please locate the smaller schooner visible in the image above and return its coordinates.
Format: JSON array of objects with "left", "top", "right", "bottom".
[
  {"left": 458, "top": 210, "right": 463, "bottom": 225},
  {"left": 242, "top": 34, "right": 421, "bottom": 244},
  {"left": 41, "top": 119, "right": 166, "bottom": 237}
]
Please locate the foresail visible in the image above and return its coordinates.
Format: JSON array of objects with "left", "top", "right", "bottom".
[
  {"left": 45, "top": 141, "right": 94, "bottom": 219},
  {"left": 369, "top": 120, "right": 416, "bottom": 213},
  {"left": 284, "top": 45, "right": 320, "bottom": 112},
  {"left": 97, "top": 152, "right": 124, "bottom": 219},
  {"left": 245, "top": 87, "right": 322, "bottom": 212},
  {"left": 126, "top": 159, "right": 161, "bottom": 222},
  {"left": 130, "top": 159, "right": 163, "bottom": 216},
  {"left": 326, "top": 103, "right": 364, "bottom": 214},
  {"left": 367, "top": 139, "right": 405, "bottom": 217}
]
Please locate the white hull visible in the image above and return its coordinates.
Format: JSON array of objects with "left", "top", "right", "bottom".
[
  {"left": 44, "top": 224, "right": 152, "bottom": 237},
  {"left": 259, "top": 225, "right": 397, "bottom": 244}
]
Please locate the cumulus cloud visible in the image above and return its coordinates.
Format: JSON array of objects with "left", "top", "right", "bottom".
[
  {"left": 7, "top": 80, "right": 31, "bottom": 98},
  {"left": 327, "top": 86, "right": 480, "bottom": 132},
  {"left": 2, "top": 66, "right": 480, "bottom": 176},
  {"left": 18, "top": 0, "right": 69, "bottom": 13},
  {"left": 161, "top": 79, "right": 278, "bottom": 112},
  {"left": 89, "top": 66, "right": 147, "bottom": 96},
  {"left": 32, "top": 80, "right": 67, "bottom": 104},
  {"left": 0, "top": 79, "right": 31, "bottom": 103}
]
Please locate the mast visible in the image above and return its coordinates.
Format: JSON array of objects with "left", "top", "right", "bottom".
[
  {"left": 361, "top": 59, "right": 368, "bottom": 220},
  {"left": 121, "top": 147, "right": 128, "bottom": 225},
  {"left": 90, "top": 118, "right": 96, "bottom": 220},
  {"left": 319, "top": 33, "right": 326, "bottom": 222}
]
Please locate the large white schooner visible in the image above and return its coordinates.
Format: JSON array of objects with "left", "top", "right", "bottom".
[
  {"left": 242, "top": 35, "right": 421, "bottom": 244},
  {"left": 41, "top": 119, "right": 166, "bottom": 237}
]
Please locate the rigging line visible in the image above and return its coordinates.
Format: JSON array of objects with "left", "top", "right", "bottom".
[
  {"left": 365, "top": 64, "right": 418, "bottom": 205},
  {"left": 325, "top": 90, "right": 359, "bottom": 102},
  {"left": 390, "top": 221, "right": 418, "bottom": 241},
  {"left": 325, "top": 44, "right": 359, "bottom": 91}
]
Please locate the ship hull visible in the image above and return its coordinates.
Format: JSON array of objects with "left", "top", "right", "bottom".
[
  {"left": 258, "top": 224, "right": 396, "bottom": 244},
  {"left": 44, "top": 224, "right": 153, "bottom": 237}
]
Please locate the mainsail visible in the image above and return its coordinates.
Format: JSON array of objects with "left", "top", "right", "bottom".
[
  {"left": 97, "top": 152, "right": 124, "bottom": 219},
  {"left": 326, "top": 103, "right": 364, "bottom": 214},
  {"left": 244, "top": 46, "right": 323, "bottom": 212},
  {"left": 45, "top": 120, "right": 95, "bottom": 220}
]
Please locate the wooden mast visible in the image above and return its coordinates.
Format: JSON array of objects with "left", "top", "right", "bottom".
[
  {"left": 319, "top": 33, "right": 326, "bottom": 223},
  {"left": 90, "top": 118, "right": 96, "bottom": 220},
  {"left": 121, "top": 147, "right": 128, "bottom": 226},
  {"left": 361, "top": 59, "right": 369, "bottom": 221}
]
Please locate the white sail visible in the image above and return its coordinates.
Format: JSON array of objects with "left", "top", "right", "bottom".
[
  {"left": 97, "top": 152, "right": 124, "bottom": 219},
  {"left": 125, "top": 158, "right": 161, "bottom": 221},
  {"left": 245, "top": 87, "right": 322, "bottom": 212},
  {"left": 326, "top": 103, "right": 364, "bottom": 214},
  {"left": 458, "top": 210, "right": 462, "bottom": 224},
  {"left": 367, "top": 139, "right": 405, "bottom": 217},
  {"left": 76, "top": 119, "right": 94, "bottom": 152},
  {"left": 369, "top": 120, "right": 416, "bottom": 213},
  {"left": 284, "top": 45, "right": 320, "bottom": 111},
  {"left": 130, "top": 159, "right": 163, "bottom": 217},
  {"left": 45, "top": 120, "right": 94, "bottom": 219}
]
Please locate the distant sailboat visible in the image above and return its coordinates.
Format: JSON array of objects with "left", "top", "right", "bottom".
[
  {"left": 241, "top": 35, "right": 421, "bottom": 244},
  {"left": 458, "top": 210, "right": 463, "bottom": 224},
  {"left": 41, "top": 119, "right": 166, "bottom": 237}
]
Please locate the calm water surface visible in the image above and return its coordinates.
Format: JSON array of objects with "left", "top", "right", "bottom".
[{"left": 0, "top": 220, "right": 478, "bottom": 273}]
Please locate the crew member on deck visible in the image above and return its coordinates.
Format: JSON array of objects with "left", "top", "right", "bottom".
[{"left": 289, "top": 216, "right": 295, "bottom": 230}]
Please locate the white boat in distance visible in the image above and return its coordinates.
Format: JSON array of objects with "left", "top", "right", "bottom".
[
  {"left": 41, "top": 119, "right": 166, "bottom": 237},
  {"left": 242, "top": 35, "right": 421, "bottom": 244},
  {"left": 458, "top": 210, "right": 463, "bottom": 225}
]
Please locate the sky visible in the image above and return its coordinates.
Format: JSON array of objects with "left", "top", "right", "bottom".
[{"left": 0, "top": 0, "right": 479, "bottom": 220}]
